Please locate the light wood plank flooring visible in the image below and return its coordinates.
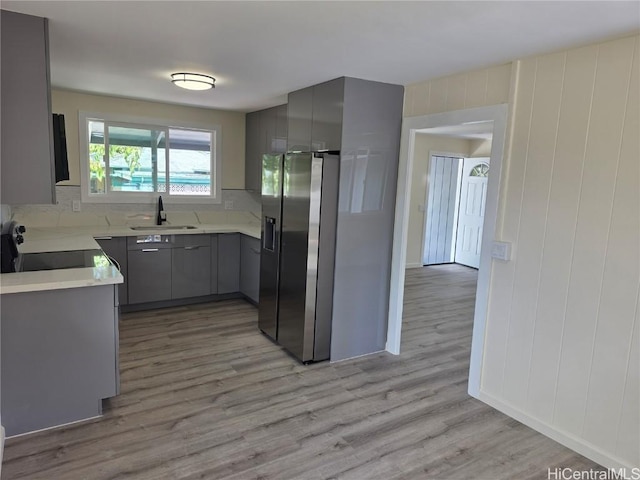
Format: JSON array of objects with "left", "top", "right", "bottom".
[{"left": 2, "top": 265, "right": 604, "bottom": 479}]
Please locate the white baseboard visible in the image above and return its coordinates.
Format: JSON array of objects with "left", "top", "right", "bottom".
[
  {"left": 405, "top": 262, "right": 424, "bottom": 269},
  {"left": 477, "top": 390, "right": 633, "bottom": 471}
]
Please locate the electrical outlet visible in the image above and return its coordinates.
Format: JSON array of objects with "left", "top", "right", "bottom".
[
  {"left": 72, "top": 200, "right": 81, "bottom": 212},
  {"left": 224, "top": 200, "right": 234, "bottom": 210}
]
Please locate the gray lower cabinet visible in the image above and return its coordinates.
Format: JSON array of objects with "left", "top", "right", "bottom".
[
  {"left": 110, "top": 233, "right": 250, "bottom": 306},
  {"left": 127, "top": 247, "right": 172, "bottom": 304},
  {"left": 218, "top": 233, "right": 240, "bottom": 294},
  {"left": 1, "top": 284, "right": 118, "bottom": 436},
  {"left": 172, "top": 235, "right": 211, "bottom": 299},
  {"left": 95, "top": 236, "right": 128, "bottom": 305},
  {"left": 240, "top": 235, "right": 260, "bottom": 303},
  {"left": 210, "top": 234, "right": 219, "bottom": 294}
]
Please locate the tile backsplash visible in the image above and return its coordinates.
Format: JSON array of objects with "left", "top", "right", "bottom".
[
  {"left": 0, "top": 204, "right": 11, "bottom": 226},
  {"left": 10, "top": 186, "right": 261, "bottom": 228}
]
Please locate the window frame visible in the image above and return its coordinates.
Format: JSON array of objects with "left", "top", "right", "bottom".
[{"left": 79, "top": 111, "right": 222, "bottom": 204}]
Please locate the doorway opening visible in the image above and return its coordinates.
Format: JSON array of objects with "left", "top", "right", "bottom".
[{"left": 387, "top": 104, "right": 509, "bottom": 398}]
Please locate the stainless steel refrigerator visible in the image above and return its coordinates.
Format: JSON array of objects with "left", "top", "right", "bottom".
[{"left": 258, "top": 151, "right": 339, "bottom": 363}]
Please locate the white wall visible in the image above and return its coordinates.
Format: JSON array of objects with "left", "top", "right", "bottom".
[
  {"left": 404, "top": 63, "right": 511, "bottom": 116},
  {"left": 469, "top": 139, "right": 492, "bottom": 157},
  {"left": 51, "top": 89, "right": 246, "bottom": 189},
  {"left": 404, "top": 34, "right": 639, "bottom": 469},
  {"left": 406, "top": 134, "right": 469, "bottom": 267}
]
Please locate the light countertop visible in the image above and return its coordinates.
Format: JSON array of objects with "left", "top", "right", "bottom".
[{"left": 0, "top": 223, "right": 260, "bottom": 295}]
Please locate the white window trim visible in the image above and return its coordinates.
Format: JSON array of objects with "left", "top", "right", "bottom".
[{"left": 79, "top": 111, "right": 222, "bottom": 204}]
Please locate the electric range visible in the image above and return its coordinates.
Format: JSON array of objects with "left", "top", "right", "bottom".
[{"left": 19, "top": 249, "right": 111, "bottom": 272}]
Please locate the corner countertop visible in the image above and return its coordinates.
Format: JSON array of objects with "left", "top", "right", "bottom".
[{"left": 0, "top": 223, "right": 260, "bottom": 295}]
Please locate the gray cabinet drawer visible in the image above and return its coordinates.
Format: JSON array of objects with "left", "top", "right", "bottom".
[
  {"left": 173, "top": 234, "right": 211, "bottom": 248},
  {"left": 127, "top": 235, "right": 174, "bottom": 250}
]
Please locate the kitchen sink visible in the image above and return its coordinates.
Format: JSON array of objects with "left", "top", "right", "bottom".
[{"left": 129, "top": 225, "right": 198, "bottom": 231}]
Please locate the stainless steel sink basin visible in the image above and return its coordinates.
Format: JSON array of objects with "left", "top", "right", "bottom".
[{"left": 130, "top": 225, "right": 198, "bottom": 231}]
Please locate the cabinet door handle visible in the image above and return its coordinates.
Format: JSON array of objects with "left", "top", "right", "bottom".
[
  {"left": 94, "top": 236, "right": 113, "bottom": 240},
  {"left": 184, "top": 246, "right": 200, "bottom": 250},
  {"left": 141, "top": 248, "right": 159, "bottom": 252},
  {"left": 250, "top": 248, "right": 261, "bottom": 255}
]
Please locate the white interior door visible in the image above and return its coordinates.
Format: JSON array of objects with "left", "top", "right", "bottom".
[{"left": 454, "top": 158, "right": 490, "bottom": 268}]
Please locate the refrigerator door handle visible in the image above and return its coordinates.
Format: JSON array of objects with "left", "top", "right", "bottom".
[{"left": 263, "top": 216, "right": 277, "bottom": 252}]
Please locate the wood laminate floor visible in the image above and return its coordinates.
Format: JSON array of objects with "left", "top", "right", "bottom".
[{"left": 3, "top": 265, "right": 604, "bottom": 480}]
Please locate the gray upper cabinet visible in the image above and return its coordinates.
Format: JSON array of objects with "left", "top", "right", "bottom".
[
  {"left": 262, "top": 106, "right": 277, "bottom": 155},
  {"left": 245, "top": 104, "right": 288, "bottom": 192},
  {"left": 287, "top": 87, "right": 313, "bottom": 152},
  {"left": 1, "top": 10, "right": 55, "bottom": 205},
  {"left": 287, "top": 78, "right": 344, "bottom": 153},
  {"left": 274, "top": 104, "right": 288, "bottom": 153},
  {"left": 311, "top": 78, "right": 344, "bottom": 152},
  {"left": 245, "top": 111, "right": 261, "bottom": 192}
]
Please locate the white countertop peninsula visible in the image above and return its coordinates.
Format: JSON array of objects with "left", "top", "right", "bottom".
[{"left": 0, "top": 221, "right": 260, "bottom": 295}]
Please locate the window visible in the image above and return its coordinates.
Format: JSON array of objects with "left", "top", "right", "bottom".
[
  {"left": 79, "top": 112, "right": 221, "bottom": 203},
  {"left": 469, "top": 163, "right": 489, "bottom": 177}
]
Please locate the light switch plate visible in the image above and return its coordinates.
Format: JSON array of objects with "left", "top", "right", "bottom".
[
  {"left": 72, "top": 200, "right": 81, "bottom": 212},
  {"left": 224, "top": 200, "right": 234, "bottom": 210},
  {"left": 491, "top": 241, "right": 511, "bottom": 261}
]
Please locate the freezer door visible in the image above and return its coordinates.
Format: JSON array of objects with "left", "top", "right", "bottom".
[
  {"left": 258, "top": 154, "right": 284, "bottom": 340},
  {"left": 277, "top": 153, "right": 319, "bottom": 361}
]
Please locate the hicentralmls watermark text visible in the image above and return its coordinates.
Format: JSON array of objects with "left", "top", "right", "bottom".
[{"left": 548, "top": 468, "right": 640, "bottom": 480}]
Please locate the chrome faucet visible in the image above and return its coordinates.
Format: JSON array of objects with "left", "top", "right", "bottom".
[{"left": 156, "top": 196, "right": 167, "bottom": 225}]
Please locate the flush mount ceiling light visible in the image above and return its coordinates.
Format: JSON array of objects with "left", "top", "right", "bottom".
[{"left": 170, "top": 73, "right": 215, "bottom": 91}]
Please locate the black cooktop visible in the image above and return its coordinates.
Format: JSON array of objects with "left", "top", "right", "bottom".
[{"left": 20, "top": 249, "right": 111, "bottom": 272}]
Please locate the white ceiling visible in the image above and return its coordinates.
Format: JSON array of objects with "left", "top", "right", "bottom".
[{"left": 3, "top": 1, "right": 639, "bottom": 112}]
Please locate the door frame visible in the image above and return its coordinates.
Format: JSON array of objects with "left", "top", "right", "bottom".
[
  {"left": 421, "top": 150, "right": 466, "bottom": 267},
  {"left": 386, "top": 104, "right": 509, "bottom": 397}
]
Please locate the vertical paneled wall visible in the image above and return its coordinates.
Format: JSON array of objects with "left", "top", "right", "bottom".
[
  {"left": 481, "top": 35, "right": 639, "bottom": 468},
  {"left": 404, "top": 63, "right": 512, "bottom": 117}
]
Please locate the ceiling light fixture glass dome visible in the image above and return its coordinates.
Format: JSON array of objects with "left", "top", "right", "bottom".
[{"left": 171, "top": 73, "right": 215, "bottom": 91}]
